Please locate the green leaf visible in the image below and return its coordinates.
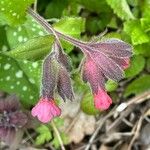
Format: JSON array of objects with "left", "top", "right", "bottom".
[
  {"left": 53, "top": 17, "right": 85, "bottom": 53},
  {"left": 134, "top": 43, "right": 150, "bottom": 57},
  {"left": 76, "top": 0, "right": 111, "bottom": 14},
  {"left": 106, "top": 0, "right": 135, "bottom": 20},
  {"left": 18, "top": 60, "right": 42, "bottom": 88},
  {"left": 0, "top": 54, "right": 38, "bottom": 107},
  {"left": 0, "top": 0, "right": 34, "bottom": 26},
  {"left": 124, "top": 20, "right": 149, "bottom": 45},
  {"left": 81, "top": 92, "right": 100, "bottom": 115},
  {"left": 54, "top": 17, "right": 85, "bottom": 36},
  {"left": 125, "top": 55, "right": 145, "bottom": 78},
  {"left": 35, "top": 125, "right": 52, "bottom": 145},
  {"left": 127, "top": 0, "right": 139, "bottom": 7},
  {"left": 146, "top": 58, "right": 150, "bottom": 72},
  {"left": 86, "top": 14, "right": 111, "bottom": 34},
  {"left": 5, "top": 35, "right": 54, "bottom": 60},
  {"left": 140, "top": 18, "right": 150, "bottom": 32},
  {"left": 53, "top": 118, "right": 64, "bottom": 127},
  {"left": 6, "top": 15, "right": 48, "bottom": 49},
  {"left": 45, "top": 0, "right": 68, "bottom": 18},
  {"left": 124, "top": 74, "right": 150, "bottom": 97},
  {"left": 52, "top": 132, "right": 69, "bottom": 149},
  {"left": 0, "top": 26, "right": 9, "bottom": 52},
  {"left": 141, "top": 0, "right": 150, "bottom": 18},
  {"left": 105, "top": 80, "right": 118, "bottom": 92}
]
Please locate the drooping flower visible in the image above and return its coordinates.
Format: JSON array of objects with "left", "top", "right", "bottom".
[
  {"left": 81, "top": 38, "right": 132, "bottom": 110},
  {"left": 32, "top": 42, "right": 74, "bottom": 123},
  {"left": 31, "top": 98, "right": 61, "bottom": 123},
  {"left": 94, "top": 88, "right": 112, "bottom": 110},
  {"left": 28, "top": 9, "right": 132, "bottom": 111}
]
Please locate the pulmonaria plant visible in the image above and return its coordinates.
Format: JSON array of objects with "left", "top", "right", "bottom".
[
  {"left": 29, "top": 9, "right": 132, "bottom": 123},
  {"left": 0, "top": 95, "right": 28, "bottom": 145}
]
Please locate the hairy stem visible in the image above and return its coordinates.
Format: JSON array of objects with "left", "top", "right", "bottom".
[{"left": 27, "top": 8, "right": 86, "bottom": 48}]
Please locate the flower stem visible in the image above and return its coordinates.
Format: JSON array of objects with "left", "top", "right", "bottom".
[
  {"left": 51, "top": 121, "right": 66, "bottom": 150},
  {"left": 27, "top": 8, "right": 86, "bottom": 48}
]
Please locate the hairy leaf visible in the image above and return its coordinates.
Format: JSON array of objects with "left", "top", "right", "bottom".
[
  {"left": 0, "top": 54, "right": 38, "bottom": 107},
  {"left": 0, "top": 0, "right": 34, "bottom": 25},
  {"left": 35, "top": 125, "right": 52, "bottom": 145},
  {"left": 81, "top": 92, "right": 100, "bottom": 115},
  {"left": 6, "top": 36, "right": 54, "bottom": 60},
  {"left": 106, "top": 0, "right": 134, "bottom": 20},
  {"left": 124, "top": 75, "right": 150, "bottom": 97},
  {"left": 125, "top": 55, "right": 145, "bottom": 78},
  {"left": 6, "top": 15, "right": 48, "bottom": 49},
  {"left": 124, "top": 20, "right": 149, "bottom": 45}
]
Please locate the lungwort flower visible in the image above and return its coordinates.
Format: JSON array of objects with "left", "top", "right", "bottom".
[
  {"left": 31, "top": 97, "right": 61, "bottom": 123},
  {"left": 81, "top": 39, "right": 132, "bottom": 110},
  {"left": 32, "top": 42, "right": 73, "bottom": 123},
  {"left": 29, "top": 9, "right": 132, "bottom": 116}
]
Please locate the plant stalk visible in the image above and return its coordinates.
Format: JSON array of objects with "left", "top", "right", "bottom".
[{"left": 27, "top": 8, "right": 86, "bottom": 48}]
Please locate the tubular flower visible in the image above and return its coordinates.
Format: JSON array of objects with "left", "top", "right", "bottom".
[
  {"left": 94, "top": 88, "right": 112, "bottom": 110},
  {"left": 122, "top": 58, "right": 130, "bottom": 69},
  {"left": 31, "top": 42, "right": 74, "bottom": 123},
  {"left": 81, "top": 38, "right": 132, "bottom": 110},
  {"left": 31, "top": 98, "right": 61, "bottom": 123},
  {"left": 28, "top": 9, "right": 132, "bottom": 113}
]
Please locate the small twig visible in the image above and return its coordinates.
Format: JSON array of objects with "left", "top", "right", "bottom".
[
  {"left": 22, "top": 130, "right": 35, "bottom": 144},
  {"left": 144, "top": 116, "right": 150, "bottom": 123},
  {"left": 128, "top": 116, "right": 143, "bottom": 150},
  {"left": 85, "top": 108, "right": 115, "bottom": 150},
  {"left": 111, "top": 90, "right": 150, "bottom": 131},
  {"left": 108, "top": 105, "right": 134, "bottom": 131},
  {"left": 51, "top": 121, "right": 66, "bottom": 150},
  {"left": 127, "top": 90, "right": 150, "bottom": 105},
  {"left": 122, "top": 118, "right": 133, "bottom": 127},
  {"left": 65, "top": 111, "right": 81, "bottom": 133},
  {"left": 113, "top": 140, "right": 123, "bottom": 150}
]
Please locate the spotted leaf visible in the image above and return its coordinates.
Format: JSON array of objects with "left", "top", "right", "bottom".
[
  {"left": 0, "top": 0, "right": 34, "bottom": 26},
  {"left": 6, "top": 15, "right": 48, "bottom": 49},
  {"left": 18, "top": 60, "right": 42, "bottom": 88},
  {"left": 0, "top": 54, "right": 38, "bottom": 107},
  {"left": 6, "top": 35, "right": 54, "bottom": 61}
]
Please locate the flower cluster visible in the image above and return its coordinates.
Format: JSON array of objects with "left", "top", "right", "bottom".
[
  {"left": 0, "top": 95, "right": 28, "bottom": 145},
  {"left": 81, "top": 39, "right": 131, "bottom": 110},
  {"left": 32, "top": 38, "right": 132, "bottom": 123},
  {"left": 29, "top": 9, "right": 132, "bottom": 123},
  {"left": 32, "top": 42, "right": 74, "bottom": 123}
]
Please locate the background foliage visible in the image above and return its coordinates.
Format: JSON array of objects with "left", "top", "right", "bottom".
[{"left": 0, "top": 0, "right": 150, "bottom": 148}]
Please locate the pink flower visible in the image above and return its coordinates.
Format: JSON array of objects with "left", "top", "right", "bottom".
[
  {"left": 94, "top": 88, "right": 112, "bottom": 110},
  {"left": 31, "top": 98, "right": 61, "bottom": 123},
  {"left": 123, "top": 58, "right": 130, "bottom": 69}
]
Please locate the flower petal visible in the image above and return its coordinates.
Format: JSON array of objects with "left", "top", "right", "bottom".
[{"left": 94, "top": 88, "right": 112, "bottom": 110}]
